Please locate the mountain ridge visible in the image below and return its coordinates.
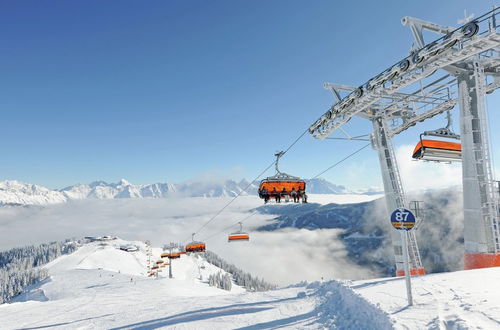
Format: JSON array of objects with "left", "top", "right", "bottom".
[{"left": 0, "top": 178, "right": 381, "bottom": 206}]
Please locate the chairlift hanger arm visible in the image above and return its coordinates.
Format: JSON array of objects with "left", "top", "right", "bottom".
[{"left": 274, "top": 151, "right": 285, "bottom": 175}]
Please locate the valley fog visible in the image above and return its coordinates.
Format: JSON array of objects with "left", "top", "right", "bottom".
[{"left": 0, "top": 195, "right": 377, "bottom": 285}]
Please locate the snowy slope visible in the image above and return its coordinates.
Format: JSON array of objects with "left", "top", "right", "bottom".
[
  {"left": 351, "top": 267, "right": 500, "bottom": 329},
  {"left": 0, "top": 240, "right": 319, "bottom": 329},
  {"left": 1, "top": 239, "right": 499, "bottom": 329}
]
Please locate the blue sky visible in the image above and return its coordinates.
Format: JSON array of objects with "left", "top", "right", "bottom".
[{"left": 1, "top": 0, "right": 499, "bottom": 189}]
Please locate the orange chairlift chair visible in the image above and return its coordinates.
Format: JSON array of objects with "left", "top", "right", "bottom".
[
  {"left": 185, "top": 233, "right": 206, "bottom": 253},
  {"left": 228, "top": 222, "right": 250, "bottom": 242},
  {"left": 412, "top": 111, "right": 461, "bottom": 162},
  {"left": 258, "top": 151, "right": 306, "bottom": 203}
]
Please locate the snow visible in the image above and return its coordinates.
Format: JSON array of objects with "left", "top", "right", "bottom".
[
  {"left": 0, "top": 180, "right": 67, "bottom": 205},
  {"left": 312, "top": 281, "right": 393, "bottom": 329},
  {"left": 351, "top": 267, "right": 500, "bottom": 329},
  {"left": 1, "top": 239, "right": 500, "bottom": 329},
  {"left": 0, "top": 240, "right": 318, "bottom": 329}
]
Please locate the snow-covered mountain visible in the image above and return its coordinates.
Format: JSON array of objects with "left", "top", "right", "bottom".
[
  {"left": 0, "top": 179, "right": 258, "bottom": 206},
  {"left": 0, "top": 178, "right": 373, "bottom": 206},
  {"left": 303, "top": 178, "right": 351, "bottom": 194},
  {"left": 60, "top": 179, "right": 177, "bottom": 200},
  {"left": 60, "top": 178, "right": 257, "bottom": 199},
  {"left": 0, "top": 180, "right": 67, "bottom": 206}
]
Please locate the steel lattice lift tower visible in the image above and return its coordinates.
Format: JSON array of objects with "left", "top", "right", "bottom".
[{"left": 309, "top": 8, "right": 500, "bottom": 275}]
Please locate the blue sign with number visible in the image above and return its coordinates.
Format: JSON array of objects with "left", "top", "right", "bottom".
[{"left": 390, "top": 208, "right": 416, "bottom": 230}]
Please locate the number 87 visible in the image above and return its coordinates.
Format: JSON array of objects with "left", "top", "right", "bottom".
[{"left": 395, "top": 211, "right": 409, "bottom": 221}]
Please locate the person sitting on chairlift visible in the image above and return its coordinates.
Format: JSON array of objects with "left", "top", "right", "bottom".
[
  {"left": 290, "top": 188, "right": 298, "bottom": 203},
  {"left": 272, "top": 187, "right": 280, "bottom": 203},
  {"left": 260, "top": 187, "right": 269, "bottom": 203},
  {"left": 299, "top": 188, "right": 307, "bottom": 203},
  {"left": 281, "top": 188, "right": 288, "bottom": 202}
]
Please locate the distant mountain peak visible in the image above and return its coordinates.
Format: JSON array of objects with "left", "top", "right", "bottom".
[
  {"left": 0, "top": 177, "right": 372, "bottom": 207},
  {"left": 117, "top": 179, "right": 131, "bottom": 186},
  {"left": 89, "top": 180, "right": 109, "bottom": 188}
]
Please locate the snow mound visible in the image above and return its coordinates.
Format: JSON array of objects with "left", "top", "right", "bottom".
[{"left": 311, "top": 281, "right": 393, "bottom": 329}]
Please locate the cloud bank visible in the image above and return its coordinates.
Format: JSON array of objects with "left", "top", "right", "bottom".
[
  {"left": 0, "top": 196, "right": 374, "bottom": 285},
  {"left": 395, "top": 144, "right": 462, "bottom": 192}
]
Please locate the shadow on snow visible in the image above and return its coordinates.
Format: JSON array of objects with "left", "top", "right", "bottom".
[
  {"left": 18, "top": 313, "right": 114, "bottom": 330},
  {"left": 110, "top": 297, "right": 302, "bottom": 329}
]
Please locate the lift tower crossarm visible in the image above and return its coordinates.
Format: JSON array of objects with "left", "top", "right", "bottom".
[
  {"left": 401, "top": 16, "right": 454, "bottom": 49},
  {"left": 309, "top": 9, "right": 500, "bottom": 140}
]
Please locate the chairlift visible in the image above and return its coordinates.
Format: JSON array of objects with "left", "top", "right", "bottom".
[
  {"left": 161, "top": 250, "right": 181, "bottom": 259},
  {"left": 228, "top": 222, "right": 250, "bottom": 242},
  {"left": 168, "top": 251, "right": 181, "bottom": 259},
  {"left": 258, "top": 151, "right": 307, "bottom": 203},
  {"left": 185, "top": 233, "right": 206, "bottom": 253},
  {"left": 412, "top": 111, "right": 461, "bottom": 162}
]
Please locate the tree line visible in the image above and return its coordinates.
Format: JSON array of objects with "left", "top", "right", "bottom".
[
  {"left": 202, "top": 250, "right": 276, "bottom": 291},
  {"left": 0, "top": 239, "right": 79, "bottom": 304},
  {"left": 208, "top": 271, "right": 232, "bottom": 291}
]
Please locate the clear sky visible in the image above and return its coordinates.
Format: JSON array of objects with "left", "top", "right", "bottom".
[{"left": 1, "top": 0, "right": 499, "bottom": 189}]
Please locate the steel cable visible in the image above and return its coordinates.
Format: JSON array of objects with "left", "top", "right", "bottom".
[
  {"left": 198, "top": 141, "right": 371, "bottom": 243},
  {"left": 311, "top": 143, "right": 371, "bottom": 179},
  {"left": 181, "top": 128, "right": 310, "bottom": 244}
]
